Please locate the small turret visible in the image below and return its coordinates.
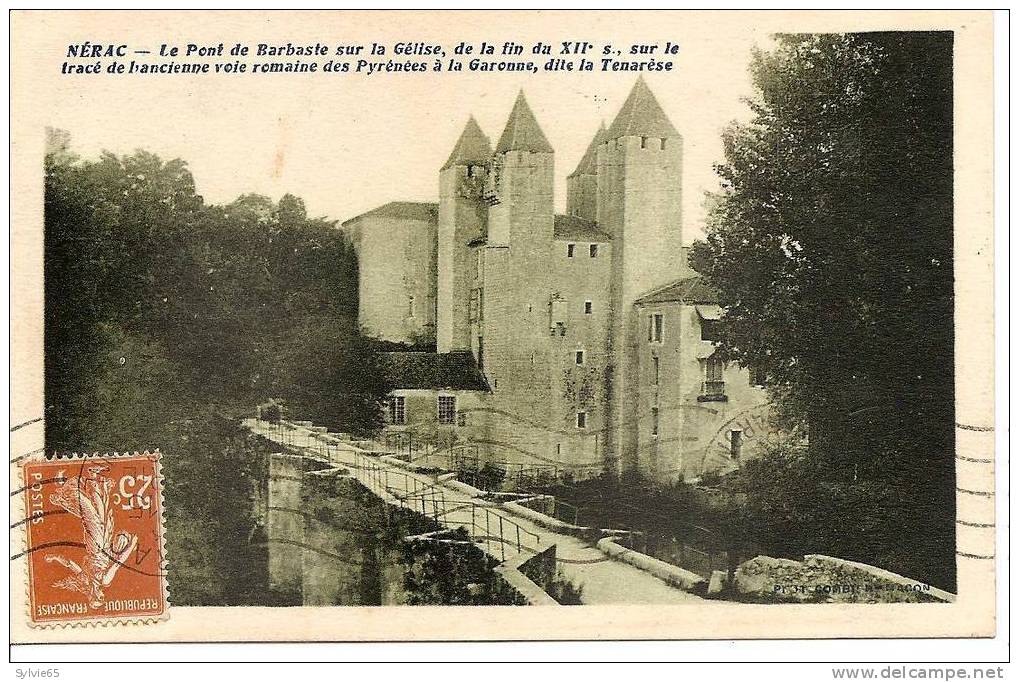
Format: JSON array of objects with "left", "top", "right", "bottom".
[
  {"left": 441, "top": 116, "right": 492, "bottom": 171},
  {"left": 604, "top": 76, "right": 679, "bottom": 140},
  {"left": 488, "top": 91, "right": 554, "bottom": 246},
  {"left": 494, "top": 91, "right": 554, "bottom": 154},
  {"left": 566, "top": 122, "right": 606, "bottom": 221}
]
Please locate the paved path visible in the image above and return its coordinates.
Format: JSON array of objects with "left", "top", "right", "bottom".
[{"left": 247, "top": 420, "right": 702, "bottom": 604}]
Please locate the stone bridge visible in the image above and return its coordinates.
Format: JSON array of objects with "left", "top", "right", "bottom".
[{"left": 245, "top": 418, "right": 707, "bottom": 605}]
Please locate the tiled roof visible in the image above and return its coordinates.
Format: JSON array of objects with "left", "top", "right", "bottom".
[
  {"left": 568, "top": 122, "right": 606, "bottom": 178},
  {"left": 341, "top": 201, "right": 437, "bottom": 227},
  {"left": 381, "top": 351, "right": 490, "bottom": 392},
  {"left": 606, "top": 77, "right": 680, "bottom": 140},
  {"left": 495, "top": 91, "right": 554, "bottom": 154},
  {"left": 553, "top": 214, "right": 612, "bottom": 243},
  {"left": 441, "top": 116, "right": 493, "bottom": 170},
  {"left": 634, "top": 275, "right": 719, "bottom": 306}
]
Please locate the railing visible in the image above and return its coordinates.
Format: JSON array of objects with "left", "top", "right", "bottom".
[
  {"left": 384, "top": 431, "right": 414, "bottom": 460},
  {"left": 350, "top": 450, "right": 540, "bottom": 561},
  {"left": 448, "top": 451, "right": 603, "bottom": 491},
  {"left": 261, "top": 424, "right": 541, "bottom": 562},
  {"left": 517, "top": 495, "right": 581, "bottom": 526}
]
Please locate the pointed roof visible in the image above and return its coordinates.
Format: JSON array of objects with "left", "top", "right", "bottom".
[
  {"left": 441, "top": 116, "right": 492, "bottom": 170},
  {"left": 495, "top": 91, "right": 554, "bottom": 154},
  {"left": 606, "top": 77, "right": 679, "bottom": 140},
  {"left": 568, "top": 122, "right": 607, "bottom": 178}
]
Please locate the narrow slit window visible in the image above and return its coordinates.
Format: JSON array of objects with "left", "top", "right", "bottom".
[
  {"left": 651, "top": 407, "right": 659, "bottom": 436},
  {"left": 567, "top": 243, "right": 575, "bottom": 258},
  {"left": 584, "top": 300, "right": 593, "bottom": 315},
  {"left": 730, "top": 430, "right": 742, "bottom": 461},
  {"left": 576, "top": 411, "right": 587, "bottom": 429},
  {"left": 649, "top": 313, "right": 664, "bottom": 342}
]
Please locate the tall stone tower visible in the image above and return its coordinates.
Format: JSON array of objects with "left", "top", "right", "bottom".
[
  {"left": 597, "top": 77, "right": 684, "bottom": 474},
  {"left": 437, "top": 117, "right": 491, "bottom": 353},
  {"left": 481, "top": 92, "right": 558, "bottom": 458},
  {"left": 566, "top": 122, "right": 605, "bottom": 222}
]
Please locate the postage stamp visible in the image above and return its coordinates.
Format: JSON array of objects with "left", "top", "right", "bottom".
[{"left": 21, "top": 451, "right": 168, "bottom": 626}]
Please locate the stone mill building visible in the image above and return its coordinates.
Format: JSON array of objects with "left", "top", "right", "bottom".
[{"left": 342, "top": 78, "right": 774, "bottom": 483}]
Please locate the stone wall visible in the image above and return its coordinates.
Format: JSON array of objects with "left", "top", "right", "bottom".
[
  {"left": 728, "top": 554, "right": 955, "bottom": 604},
  {"left": 267, "top": 453, "right": 326, "bottom": 600},
  {"left": 345, "top": 210, "right": 437, "bottom": 344},
  {"left": 265, "top": 449, "right": 558, "bottom": 606},
  {"left": 300, "top": 469, "right": 409, "bottom": 606}
]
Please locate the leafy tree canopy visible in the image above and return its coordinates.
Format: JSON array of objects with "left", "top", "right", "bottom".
[
  {"left": 690, "top": 33, "right": 955, "bottom": 589},
  {"left": 44, "top": 132, "right": 383, "bottom": 449}
]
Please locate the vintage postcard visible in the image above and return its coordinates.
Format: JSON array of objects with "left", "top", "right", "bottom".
[{"left": 9, "top": 10, "right": 996, "bottom": 644}]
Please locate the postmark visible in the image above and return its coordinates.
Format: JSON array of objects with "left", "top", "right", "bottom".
[{"left": 21, "top": 451, "right": 168, "bottom": 626}]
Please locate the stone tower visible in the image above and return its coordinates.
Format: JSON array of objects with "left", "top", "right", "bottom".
[
  {"left": 481, "top": 92, "right": 558, "bottom": 458},
  {"left": 437, "top": 117, "right": 491, "bottom": 353},
  {"left": 566, "top": 121, "right": 606, "bottom": 222},
  {"left": 597, "top": 77, "right": 684, "bottom": 474}
]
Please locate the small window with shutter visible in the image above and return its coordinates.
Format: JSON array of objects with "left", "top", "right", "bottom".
[{"left": 437, "top": 396, "right": 457, "bottom": 425}]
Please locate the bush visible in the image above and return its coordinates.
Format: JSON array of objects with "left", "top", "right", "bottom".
[
  {"left": 260, "top": 401, "right": 282, "bottom": 424},
  {"left": 401, "top": 527, "right": 524, "bottom": 605},
  {"left": 477, "top": 462, "right": 507, "bottom": 491}
]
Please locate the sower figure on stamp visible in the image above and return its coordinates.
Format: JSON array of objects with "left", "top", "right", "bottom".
[{"left": 44, "top": 462, "right": 139, "bottom": 607}]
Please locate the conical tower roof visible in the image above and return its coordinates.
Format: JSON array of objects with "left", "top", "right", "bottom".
[
  {"left": 568, "top": 122, "right": 607, "bottom": 178},
  {"left": 606, "top": 77, "right": 679, "bottom": 140},
  {"left": 441, "top": 116, "right": 492, "bottom": 170},
  {"left": 495, "top": 91, "right": 554, "bottom": 154}
]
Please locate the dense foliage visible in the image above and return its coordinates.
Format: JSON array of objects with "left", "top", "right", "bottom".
[
  {"left": 402, "top": 528, "right": 526, "bottom": 605},
  {"left": 44, "top": 134, "right": 392, "bottom": 602},
  {"left": 44, "top": 131, "right": 389, "bottom": 448},
  {"left": 689, "top": 33, "right": 955, "bottom": 589}
]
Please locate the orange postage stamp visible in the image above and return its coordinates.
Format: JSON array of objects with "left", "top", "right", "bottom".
[{"left": 21, "top": 451, "right": 168, "bottom": 626}]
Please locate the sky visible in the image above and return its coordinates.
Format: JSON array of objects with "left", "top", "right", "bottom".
[{"left": 34, "top": 11, "right": 775, "bottom": 244}]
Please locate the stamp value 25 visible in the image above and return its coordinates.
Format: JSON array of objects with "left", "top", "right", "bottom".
[{"left": 22, "top": 451, "right": 168, "bottom": 626}]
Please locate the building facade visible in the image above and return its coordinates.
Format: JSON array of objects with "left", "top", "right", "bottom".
[{"left": 343, "top": 78, "right": 775, "bottom": 483}]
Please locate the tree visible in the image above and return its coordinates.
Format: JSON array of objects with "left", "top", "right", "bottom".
[
  {"left": 273, "top": 316, "right": 392, "bottom": 437},
  {"left": 691, "top": 33, "right": 955, "bottom": 589},
  {"left": 42, "top": 135, "right": 395, "bottom": 605},
  {"left": 44, "top": 140, "right": 369, "bottom": 448}
]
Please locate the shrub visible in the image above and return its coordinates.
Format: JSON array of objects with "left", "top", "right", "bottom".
[{"left": 260, "top": 401, "right": 282, "bottom": 424}]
